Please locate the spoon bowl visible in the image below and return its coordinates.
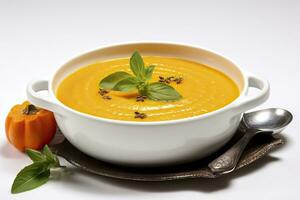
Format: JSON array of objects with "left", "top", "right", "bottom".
[{"left": 242, "top": 108, "right": 293, "bottom": 133}]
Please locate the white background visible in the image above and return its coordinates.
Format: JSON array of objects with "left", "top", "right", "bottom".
[{"left": 0, "top": 0, "right": 299, "bottom": 199}]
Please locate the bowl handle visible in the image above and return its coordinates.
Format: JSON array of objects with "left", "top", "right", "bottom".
[
  {"left": 232, "top": 73, "right": 270, "bottom": 114},
  {"left": 26, "top": 80, "right": 64, "bottom": 115}
]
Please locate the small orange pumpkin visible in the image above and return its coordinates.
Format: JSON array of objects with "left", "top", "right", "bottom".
[{"left": 5, "top": 101, "right": 57, "bottom": 152}]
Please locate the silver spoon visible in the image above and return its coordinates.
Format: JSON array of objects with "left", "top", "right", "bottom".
[{"left": 208, "top": 108, "right": 293, "bottom": 174}]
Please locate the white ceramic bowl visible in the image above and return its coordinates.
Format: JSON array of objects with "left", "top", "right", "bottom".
[{"left": 27, "top": 42, "right": 269, "bottom": 166}]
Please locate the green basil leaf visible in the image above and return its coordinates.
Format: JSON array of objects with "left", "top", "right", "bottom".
[
  {"left": 11, "top": 162, "right": 50, "bottom": 194},
  {"left": 145, "top": 82, "right": 182, "bottom": 101},
  {"left": 100, "top": 72, "right": 133, "bottom": 90},
  {"left": 42, "top": 145, "right": 60, "bottom": 167},
  {"left": 42, "top": 145, "right": 56, "bottom": 162},
  {"left": 130, "top": 51, "right": 145, "bottom": 78},
  {"left": 26, "top": 149, "right": 46, "bottom": 162},
  {"left": 144, "top": 65, "right": 155, "bottom": 80},
  {"left": 113, "top": 77, "right": 138, "bottom": 92}
]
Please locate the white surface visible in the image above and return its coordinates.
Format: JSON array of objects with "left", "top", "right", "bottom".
[{"left": 0, "top": 0, "right": 299, "bottom": 199}]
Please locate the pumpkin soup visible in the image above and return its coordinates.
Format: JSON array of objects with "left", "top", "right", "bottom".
[{"left": 56, "top": 55, "right": 239, "bottom": 121}]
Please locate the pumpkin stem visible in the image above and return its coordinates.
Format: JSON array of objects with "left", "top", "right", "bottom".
[{"left": 22, "top": 104, "right": 39, "bottom": 115}]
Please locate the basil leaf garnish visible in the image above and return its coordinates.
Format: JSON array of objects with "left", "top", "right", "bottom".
[
  {"left": 144, "top": 65, "right": 155, "bottom": 80},
  {"left": 100, "top": 71, "right": 133, "bottom": 90},
  {"left": 113, "top": 77, "right": 139, "bottom": 92},
  {"left": 99, "top": 51, "right": 182, "bottom": 102},
  {"left": 130, "top": 51, "right": 145, "bottom": 79},
  {"left": 11, "top": 145, "right": 65, "bottom": 194},
  {"left": 11, "top": 162, "right": 50, "bottom": 194},
  {"left": 26, "top": 149, "right": 46, "bottom": 162},
  {"left": 42, "top": 145, "right": 60, "bottom": 167},
  {"left": 145, "top": 82, "right": 182, "bottom": 101}
]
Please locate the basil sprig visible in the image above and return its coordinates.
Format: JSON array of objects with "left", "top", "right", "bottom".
[
  {"left": 11, "top": 145, "right": 65, "bottom": 194},
  {"left": 99, "top": 51, "right": 182, "bottom": 101}
]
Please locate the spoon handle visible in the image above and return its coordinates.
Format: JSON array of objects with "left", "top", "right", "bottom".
[{"left": 208, "top": 129, "right": 260, "bottom": 174}]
